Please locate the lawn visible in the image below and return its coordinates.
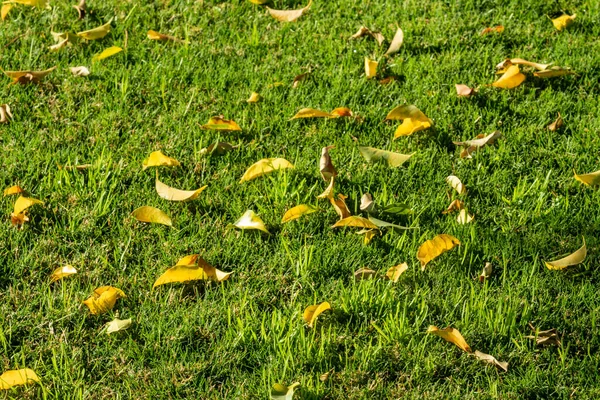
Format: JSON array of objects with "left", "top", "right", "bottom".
[{"left": 1, "top": 0, "right": 600, "bottom": 398}]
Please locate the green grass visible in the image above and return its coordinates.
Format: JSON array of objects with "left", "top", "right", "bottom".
[{"left": 2, "top": 0, "right": 600, "bottom": 398}]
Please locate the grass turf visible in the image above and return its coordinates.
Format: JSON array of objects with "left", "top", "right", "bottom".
[{"left": 1, "top": 0, "right": 600, "bottom": 398}]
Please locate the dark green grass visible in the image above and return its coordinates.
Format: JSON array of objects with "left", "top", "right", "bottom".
[{"left": 2, "top": 0, "right": 600, "bottom": 398}]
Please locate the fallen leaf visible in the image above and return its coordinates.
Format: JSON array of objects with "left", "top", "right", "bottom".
[
  {"left": 73, "top": 0, "right": 85, "bottom": 19},
  {"left": 233, "top": 209, "right": 269, "bottom": 234},
  {"left": 153, "top": 255, "right": 232, "bottom": 287},
  {"left": 319, "top": 369, "right": 334, "bottom": 382},
  {"left": 3, "top": 185, "right": 24, "bottom": 196},
  {"left": 526, "top": 327, "right": 561, "bottom": 346},
  {"left": 368, "top": 215, "right": 410, "bottom": 230},
  {"left": 479, "top": 262, "right": 492, "bottom": 282},
  {"left": 92, "top": 46, "right": 123, "bottom": 62},
  {"left": 267, "top": 0, "right": 311, "bottom": 22},
  {"left": 240, "top": 158, "right": 294, "bottom": 182},
  {"left": 332, "top": 216, "right": 378, "bottom": 230},
  {"left": 199, "top": 142, "right": 235, "bottom": 156},
  {"left": 292, "top": 72, "right": 310, "bottom": 88},
  {"left": 50, "top": 265, "right": 77, "bottom": 282},
  {"left": 131, "top": 206, "right": 173, "bottom": 226},
  {"left": 58, "top": 164, "right": 92, "bottom": 171},
  {"left": 446, "top": 175, "right": 466, "bottom": 195},
  {"left": 271, "top": 382, "right": 300, "bottom": 400},
  {"left": 358, "top": 146, "right": 414, "bottom": 167},
  {"left": 1, "top": 4, "right": 12, "bottom": 20},
  {"left": 574, "top": 169, "right": 600, "bottom": 186},
  {"left": 552, "top": 13, "right": 576, "bottom": 31},
  {"left": 142, "top": 151, "right": 181, "bottom": 170},
  {"left": 0, "top": 104, "right": 13, "bottom": 123},
  {"left": 442, "top": 199, "right": 464, "bottom": 214},
  {"left": 106, "top": 318, "right": 132, "bottom": 334},
  {"left": 359, "top": 193, "right": 374, "bottom": 213},
  {"left": 473, "top": 351, "right": 508, "bottom": 371},
  {"left": 379, "top": 76, "right": 396, "bottom": 85},
  {"left": 303, "top": 301, "right": 331, "bottom": 328},
  {"left": 13, "top": 196, "right": 43, "bottom": 216},
  {"left": 364, "top": 57, "right": 378, "bottom": 79},
  {"left": 385, "top": 105, "right": 433, "bottom": 138},
  {"left": 317, "top": 177, "right": 335, "bottom": 199},
  {"left": 350, "top": 26, "right": 385, "bottom": 46},
  {"left": 247, "top": 92, "right": 261, "bottom": 103},
  {"left": 544, "top": 237, "right": 586, "bottom": 270},
  {"left": 453, "top": 131, "right": 502, "bottom": 158},
  {"left": 155, "top": 176, "right": 207, "bottom": 202},
  {"left": 386, "top": 262, "right": 408, "bottom": 282},
  {"left": 480, "top": 25, "right": 504, "bottom": 35},
  {"left": 200, "top": 116, "right": 242, "bottom": 131},
  {"left": 320, "top": 146, "right": 337, "bottom": 181},
  {"left": 455, "top": 84, "right": 475, "bottom": 97},
  {"left": 330, "top": 107, "right": 353, "bottom": 118},
  {"left": 417, "top": 234, "right": 460, "bottom": 270},
  {"left": 83, "top": 286, "right": 125, "bottom": 315},
  {"left": 282, "top": 204, "right": 319, "bottom": 223},
  {"left": 533, "top": 66, "right": 575, "bottom": 78},
  {"left": 385, "top": 27, "right": 404, "bottom": 55},
  {"left": 69, "top": 66, "right": 90, "bottom": 76},
  {"left": 492, "top": 65, "right": 525, "bottom": 89},
  {"left": 508, "top": 58, "right": 551, "bottom": 71},
  {"left": 427, "top": 325, "right": 471, "bottom": 352},
  {"left": 147, "top": 30, "right": 189, "bottom": 44},
  {"left": 548, "top": 113, "right": 563, "bottom": 131},
  {"left": 354, "top": 268, "right": 376, "bottom": 280},
  {"left": 77, "top": 19, "right": 112, "bottom": 40},
  {"left": 4, "top": 66, "right": 56, "bottom": 85},
  {"left": 457, "top": 209, "right": 474, "bottom": 224},
  {"left": 290, "top": 108, "right": 332, "bottom": 119},
  {"left": 358, "top": 229, "right": 377, "bottom": 244},
  {"left": 0, "top": 368, "right": 40, "bottom": 390},
  {"left": 330, "top": 194, "right": 351, "bottom": 220},
  {"left": 49, "top": 38, "right": 69, "bottom": 52}
]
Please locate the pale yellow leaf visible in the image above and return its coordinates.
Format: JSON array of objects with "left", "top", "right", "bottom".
[
  {"left": 292, "top": 72, "right": 310, "bottom": 88},
  {"left": 303, "top": 301, "right": 331, "bottom": 328},
  {"left": 240, "top": 158, "right": 294, "bottom": 182},
  {"left": 455, "top": 84, "right": 475, "bottom": 97},
  {"left": 457, "top": 209, "right": 474, "bottom": 224},
  {"left": 281, "top": 204, "right": 319, "bottom": 223},
  {"left": 266, "top": 0, "right": 311, "bottom": 22},
  {"left": 332, "top": 216, "right": 378, "bottom": 230},
  {"left": 358, "top": 146, "right": 414, "bottom": 167},
  {"left": 317, "top": 176, "right": 335, "bottom": 199},
  {"left": 446, "top": 175, "right": 466, "bottom": 195},
  {"left": 0, "top": 368, "right": 40, "bottom": 390},
  {"left": 290, "top": 108, "right": 332, "bottom": 119},
  {"left": 73, "top": 0, "right": 85, "bottom": 19},
  {"left": 320, "top": 145, "right": 337, "bottom": 181},
  {"left": 533, "top": 66, "right": 575, "bottom": 79},
  {"left": 233, "top": 209, "right": 269, "bottom": 234},
  {"left": 69, "top": 66, "right": 90, "bottom": 76},
  {"left": 4, "top": 66, "right": 56, "bottom": 85},
  {"left": 350, "top": 26, "right": 385, "bottom": 46},
  {"left": 83, "top": 286, "right": 125, "bottom": 315},
  {"left": 417, "top": 234, "right": 460, "bottom": 270},
  {"left": 364, "top": 57, "right": 378, "bottom": 79},
  {"left": 552, "top": 13, "right": 575, "bottom": 31},
  {"left": 49, "top": 38, "right": 69, "bottom": 52},
  {"left": 92, "top": 46, "right": 122, "bottom": 62},
  {"left": 106, "top": 318, "right": 132, "bottom": 334},
  {"left": 0, "top": 104, "right": 12, "bottom": 123},
  {"left": 479, "top": 262, "right": 492, "bottom": 282},
  {"left": 548, "top": 113, "right": 563, "bottom": 131},
  {"left": 386, "top": 262, "right": 408, "bottom": 282},
  {"left": 142, "top": 150, "right": 181, "bottom": 170},
  {"left": 509, "top": 58, "right": 551, "bottom": 71},
  {"left": 354, "top": 268, "right": 376, "bottom": 280},
  {"left": 492, "top": 65, "right": 525, "bottom": 89},
  {"left": 473, "top": 351, "right": 508, "bottom": 371},
  {"left": 131, "top": 206, "right": 173, "bottom": 226},
  {"left": 247, "top": 92, "right": 261, "bottom": 103},
  {"left": 155, "top": 176, "right": 207, "bottom": 202},
  {"left": 544, "top": 237, "right": 586, "bottom": 270},
  {"left": 200, "top": 116, "right": 242, "bottom": 131},
  {"left": 77, "top": 19, "right": 112, "bottom": 40},
  {"left": 453, "top": 131, "right": 502, "bottom": 158},
  {"left": 574, "top": 169, "right": 600, "bottom": 186},
  {"left": 50, "top": 265, "right": 77, "bottom": 283},
  {"left": 427, "top": 325, "right": 471, "bottom": 352},
  {"left": 385, "top": 27, "right": 404, "bottom": 55}
]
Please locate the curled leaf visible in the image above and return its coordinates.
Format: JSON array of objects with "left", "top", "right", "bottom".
[
  {"left": 281, "top": 204, "right": 319, "bottom": 223},
  {"left": 350, "top": 26, "right": 385, "bottom": 46},
  {"left": 492, "top": 65, "right": 525, "bottom": 89},
  {"left": 385, "top": 27, "right": 404, "bottom": 55},
  {"left": 271, "top": 382, "right": 300, "bottom": 400},
  {"left": 525, "top": 327, "right": 561, "bottom": 347},
  {"left": 455, "top": 84, "right": 475, "bottom": 97},
  {"left": 156, "top": 176, "right": 207, "bottom": 202},
  {"left": 69, "top": 66, "right": 90, "bottom": 76},
  {"left": 446, "top": 175, "right": 466, "bottom": 195},
  {"left": 77, "top": 19, "right": 112, "bottom": 40},
  {"left": 290, "top": 108, "right": 332, "bottom": 119},
  {"left": 385, "top": 105, "right": 432, "bottom": 138},
  {"left": 359, "top": 193, "right": 374, "bottom": 213},
  {"left": 233, "top": 209, "right": 269, "bottom": 234},
  {"left": 50, "top": 265, "right": 78, "bottom": 283},
  {"left": 4, "top": 185, "right": 24, "bottom": 196},
  {"left": 574, "top": 169, "right": 600, "bottom": 186},
  {"left": 332, "top": 216, "right": 378, "bottom": 230},
  {"left": 106, "top": 318, "right": 132, "bottom": 334},
  {"left": 442, "top": 199, "right": 464, "bottom": 214},
  {"left": 317, "top": 176, "right": 335, "bottom": 200},
  {"left": 83, "top": 286, "right": 125, "bottom": 315},
  {"left": 200, "top": 116, "right": 241, "bottom": 131},
  {"left": 13, "top": 196, "right": 43, "bottom": 216},
  {"left": 507, "top": 58, "right": 551, "bottom": 71},
  {"left": 358, "top": 146, "right": 414, "bottom": 167},
  {"left": 267, "top": 0, "right": 311, "bottom": 22},
  {"left": 544, "top": 237, "right": 586, "bottom": 270},
  {"left": 303, "top": 301, "right": 331, "bottom": 328},
  {"left": 359, "top": 229, "right": 377, "bottom": 245},
  {"left": 132, "top": 206, "right": 173, "bottom": 226},
  {"left": 92, "top": 46, "right": 123, "bottom": 62},
  {"left": 330, "top": 193, "right": 351, "bottom": 220},
  {"left": 364, "top": 57, "right": 378, "bottom": 79},
  {"left": 320, "top": 146, "right": 337, "bottom": 181},
  {"left": 548, "top": 113, "right": 563, "bottom": 131},
  {"left": 153, "top": 254, "right": 232, "bottom": 288},
  {"left": 457, "top": 209, "right": 474, "bottom": 224},
  {"left": 479, "top": 262, "right": 492, "bottom": 282},
  {"left": 0, "top": 368, "right": 40, "bottom": 390},
  {"left": 142, "top": 151, "right": 181, "bottom": 170},
  {"left": 73, "top": 0, "right": 85, "bottom": 19},
  {"left": 4, "top": 66, "right": 56, "bottom": 85},
  {"left": 240, "top": 158, "right": 294, "bottom": 182},
  {"left": 453, "top": 131, "right": 502, "bottom": 158},
  {"left": 386, "top": 262, "right": 408, "bottom": 282},
  {"left": 147, "top": 30, "right": 188, "bottom": 44},
  {"left": 199, "top": 142, "right": 235, "bottom": 156},
  {"left": 292, "top": 72, "right": 310, "bottom": 88},
  {"left": 473, "top": 351, "right": 508, "bottom": 371},
  {"left": 552, "top": 13, "right": 575, "bottom": 31},
  {"left": 354, "top": 268, "right": 376, "bottom": 280},
  {"left": 427, "top": 325, "right": 471, "bottom": 352},
  {"left": 247, "top": 92, "right": 261, "bottom": 103},
  {"left": 0, "top": 104, "right": 12, "bottom": 123},
  {"left": 417, "top": 234, "right": 460, "bottom": 270}
]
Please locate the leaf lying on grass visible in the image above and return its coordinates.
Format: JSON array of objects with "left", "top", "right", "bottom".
[
  {"left": 544, "top": 237, "right": 586, "bottom": 270},
  {"left": 153, "top": 254, "right": 232, "bottom": 288},
  {"left": 2, "top": 4, "right": 13, "bottom": 20},
  {"left": 386, "top": 263, "right": 408, "bottom": 282},
  {"left": 455, "top": 84, "right": 475, "bottom": 97},
  {"left": 77, "top": 19, "right": 112, "bottom": 40},
  {"left": 417, "top": 234, "right": 460, "bottom": 270},
  {"left": 354, "top": 268, "right": 376, "bottom": 280},
  {"left": 70, "top": 66, "right": 90, "bottom": 76},
  {"left": 4, "top": 67, "right": 56, "bottom": 85},
  {"left": 330, "top": 194, "right": 351, "bottom": 219},
  {"left": 290, "top": 107, "right": 353, "bottom": 119},
  {"left": 73, "top": 0, "right": 85, "bottom": 19},
  {"left": 11, "top": 196, "right": 43, "bottom": 226},
  {"left": 364, "top": 57, "right": 378, "bottom": 79},
  {"left": 247, "top": 92, "right": 261, "bottom": 103},
  {"left": 267, "top": 0, "right": 311, "bottom": 22},
  {"left": 427, "top": 325, "right": 471, "bottom": 352},
  {"left": 453, "top": 131, "right": 502, "bottom": 158},
  {"left": 271, "top": 382, "right": 300, "bottom": 400},
  {"left": 320, "top": 145, "right": 337, "bottom": 181},
  {"left": 142, "top": 151, "right": 181, "bottom": 170},
  {"left": 574, "top": 169, "right": 600, "bottom": 186},
  {"left": 385, "top": 27, "right": 404, "bottom": 55},
  {"left": 303, "top": 301, "right": 331, "bottom": 328},
  {"left": 385, "top": 105, "right": 432, "bottom": 138},
  {"left": 480, "top": 25, "right": 504, "bottom": 35},
  {"left": 552, "top": 13, "right": 575, "bottom": 31},
  {"left": 131, "top": 206, "right": 173, "bottom": 226},
  {"left": 4, "top": 185, "right": 24, "bottom": 196},
  {"left": 492, "top": 65, "right": 525, "bottom": 89},
  {"left": 360, "top": 193, "right": 374, "bottom": 212},
  {"left": 233, "top": 209, "right": 269, "bottom": 234},
  {"left": 147, "top": 30, "right": 189, "bottom": 44},
  {"left": 473, "top": 351, "right": 508, "bottom": 371},
  {"left": 446, "top": 175, "right": 466, "bottom": 195},
  {"left": 50, "top": 265, "right": 77, "bottom": 282},
  {"left": 358, "top": 146, "right": 414, "bottom": 167},
  {"left": 457, "top": 209, "right": 474, "bottom": 224},
  {"left": 0, "top": 104, "right": 12, "bottom": 123},
  {"left": 83, "top": 286, "right": 125, "bottom": 315},
  {"left": 0, "top": 368, "right": 40, "bottom": 390},
  {"left": 357, "top": 229, "right": 378, "bottom": 245},
  {"left": 240, "top": 158, "right": 294, "bottom": 182},
  {"left": 548, "top": 113, "right": 563, "bottom": 131},
  {"left": 332, "top": 216, "right": 378, "bottom": 230},
  {"left": 525, "top": 326, "right": 561, "bottom": 346},
  {"left": 479, "top": 262, "right": 492, "bottom": 282},
  {"left": 368, "top": 215, "right": 410, "bottom": 230},
  {"left": 200, "top": 116, "right": 242, "bottom": 131},
  {"left": 281, "top": 204, "right": 319, "bottom": 223},
  {"left": 533, "top": 66, "right": 575, "bottom": 78},
  {"left": 156, "top": 176, "right": 207, "bottom": 201},
  {"left": 496, "top": 58, "right": 551, "bottom": 73},
  {"left": 442, "top": 199, "right": 463, "bottom": 214},
  {"left": 330, "top": 107, "right": 353, "bottom": 118},
  {"left": 350, "top": 26, "right": 385, "bottom": 46},
  {"left": 317, "top": 177, "right": 335, "bottom": 199},
  {"left": 106, "top": 318, "right": 132, "bottom": 334},
  {"left": 92, "top": 46, "right": 123, "bottom": 62}
]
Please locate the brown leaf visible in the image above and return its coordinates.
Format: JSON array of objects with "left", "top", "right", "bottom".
[
  {"left": 330, "top": 193, "right": 351, "bottom": 220},
  {"left": 320, "top": 145, "right": 337, "bottom": 181},
  {"left": 453, "top": 131, "right": 502, "bottom": 158},
  {"left": 548, "top": 112, "right": 564, "bottom": 131},
  {"left": 473, "top": 351, "right": 508, "bottom": 371},
  {"left": 480, "top": 25, "right": 504, "bottom": 35},
  {"left": 526, "top": 325, "right": 561, "bottom": 347},
  {"left": 292, "top": 71, "right": 310, "bottom": 88},
  {"left": 350, "top": 26, "right": 385, "bottom": 46}
]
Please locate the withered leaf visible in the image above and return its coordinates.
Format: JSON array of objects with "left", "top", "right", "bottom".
[
  {"left": 427, "top": 325, "right": 471, "bottom": 352},
  {"left": 385, "top": 27, "right": 404, "bottom": 55},
  {"left": 320, "top": 145, "right": 337, "bottom": 181},
  {"left": 417, "top": 234, "right": 460, "bottom": 270},
  {"left": 267, "top": 0, "right": 311, "bottom": 22},
  {"left": 473, "top": 351, "right": 508, "bottom": 371},
  {"left": 350, "top": 26, "right": 385, "bottom": 46},
  {"left": 548, "top": 113, "right": 563, "bottom": 131},
  {"left": 544, "top": 237, "right": 586, "bottom": 270}
]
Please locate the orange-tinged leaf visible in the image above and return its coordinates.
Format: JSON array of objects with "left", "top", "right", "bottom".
[
  {"left": 83, "top": 286, "right": 125, "bottom": 315},
  {"left": 386, "top": 105, "right": 432, "bottom": 138},
  {"left": 446, "top": 175, "right": 466, "bottom": 195},
  {"left": 77, "top": 19, "right": 112, "bottom": 40},
  {"left": 147, "top": 30, "right": 188, "bottom": 43},
  {"left": 492, "top": 65, "right": 525, "bottom": 89},
  {"left": 386, "top": 263, "right": 408, "bottom": 282},
  {"left": 131, "top": 206, "right": 173, "bottom": 226},
  {"left": 574, "top": 169, "right": 600, "bottom": 186},
  {"left": 201, "top": 116, "right": 242, "bottom": 131},
  {"left": 552, "top": 13, "right": 575, "bottom": 31},
  {"left": 303, "top": 301, "right": 331, "bottom": 328},
  {"left": 364, "top": 57, "right": 378, "bottom": 79},
  {"left": 290, "top": 108, "right": 332, "bottom": 119},
  {"left": 317, "top": 176, "right": 335, "bottom": 200},
  {"left": 0, "top": 368, "right": 40, "bottom": 390},
  {"left": 247, "top": 92, "right": 261, "bottom": 103},
  {"left": 442, "top": 199, "right": 464, "bottom": 214},
  {"left": 13, "top": 196, "right": 43, "bottom": 215},
  {"left": 548, "top": 113, "right": 563, "bottom": 131},
  {"left": 480, "top": 25, "right": 504, "bottom": 35},
  {"left": 544, "top": 237, "right": 586, "bottom": 270},
  {"left": 332, "top": 216, "right": 378, "bottom": 230},
  {"left": 329, "top": 107, "right": 353, "bottom": 118},
  {"left": 233, "top": 209, "right": 269, "bottom": 234},
  {"left": 92, "top": 46, "right": 122, "bottom": 62},
  {"left": 155, "top": 176, "right": 207, "bottom": 202},
  {"left": 240, "top": 158, "right": 294, "bottom": 182},
  {"left": 266, "top": 0, "right": 311, "bottom": 22},
  {"left": 10, "top": 213, "right": 29, "bottom": 226},
  {"left": 473, "top": 351, "right": 508, "bottom": 371},
  {"left": 50, "top": 265, "right": 77, "bottom": 282},
  {"left": 330, "top": 194, "right": 351, "bottom": 220},
  {"left": 427, "top": 325, "right": 471, "bottom": 352},
  {"left": 153, "top": 255, "right": 232, "bottom": 288},
  {"left": 281, "top": 204, "right": 319, "bottom": 223},
  {"left": 4, "top": 66, "right": 56, "bottom": 85},
  {"left": 417, "top": 234, "right": 460, "bottom": 270},
  {"left": 320, "top": 145, "right": 337, "bottom": 181},
  {"left": 142, "top": 150, "right": 181, "bottom": 170},
  {"left": 358, "top": 146, "right": 414, "bottom": 167},
  {"left": 350, "top": 26, "right": 385, "bottom": 46},
  {"left": 455, "top": 84, "right": 475, "bottom": 97},
  {"left": 0, "top": 104, "right": 12, "bottom": 123},
  {"left": 385, "top": 27, "right": 404, "bottom": 55},
  {"left": 4, "top": 185, "right": 24, "bottom": 196}
]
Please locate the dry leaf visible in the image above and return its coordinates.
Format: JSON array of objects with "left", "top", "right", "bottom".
[
  {"left": 320, "top": 145, "right": 337, "bottom": 181},
  {"left": 4, "top": 185, "right": 24, "bottom": 196},
  {"left": 49, "top": 38, "right": 69, "bottom": 52},
  {"left": 480, "top": 25, "right": 504, "bottom": 35},
  {"left": 92, "top": 46, "right": 123, "bottom": 62},
  {"left": 574, "top": 169, "right": 600, "bottom": 186},
  {"left": 319, "top": 369, "right": 334, "bottom": 382},
  {"left": 142, "top": 151, "right": 181, "bottom": 170},
  {"left": 455, "top": 84, "right": 475, "bottom": 97},
  {"left": 4, "top": 66, "right": 56, "bottom": 85},
  {"left": 473, "top": 351, "right": 508, "bottom": 371},
  {"left": 552, "top": 13, "right": 576, "bottom": 31},
  {"left": 350, "top": 26, "right": 385, "bottom": 46},
  {"left": 1, "top": 4, "right": 13, "bottom": 20},
  {"left": 0, "top": 368, "right": 40, "bottom": 390},
  {"left": 155, "top": 176, "right": 207, "bottom": 202},
  {"left": 83, "top": 286, "right": 125, "bottom": 315},
  {"left": 508, "top": 58, "right": 551, "bottom": 71},
  {"left": 330, "top": 193, "right": 351, "bottom": 220},
  {"left": 526, "top": 327, "right": 561, "bottom": 347},
  {"left": 446, "top": 175, "right": 466, "bottom": 195},
  {"left": 453, "top": 131, "right": 502, "bottom": 158},
  {"left": 131, "top": 206, "right": 173, "bottom": 226},
  {"left": 548, "top": 112, "right": 563, "bottom": 131},
  {"left": 354, "top": 268, "right": 376, "bottom": 280},
  {"left": 267, "top": 0, "right": 311, "bottom": 22},
  {"left": 358, "top": 146, "right": 414, "bottom": 167},
  {"left": 240, "top": 158, "right": 294, "bottom": 182},
  {"left": 292, "top": 72, "right": 310, "bottom": 88},
  {"left": 77, "top": 19, "right": 112, "bottom": 40},
  {"left": 332, "top": 216, "right": 378, "bottom": 230},
  {"left": 360, "top": 193, "right": 374, "bottom": 213},
  {"left": 0, "top": 104, "right": 13, "bottom": 123},
  {"left": 106, "top": 318, "right": 132, "bottom": 334},
  {"left": 385, "top": 27, "right": 404, "bottom": 55},
  {"left": 147, "top": 30, "right": 188, "bottom": 44},
  {"left": 359, "top": 229, "right": 377, "bottom": 245},
  {"left": 544, "top": 237, "right": 586, "bottom": 270},
  {"left": 200, "top": 116, "right": 242, "bottom": 131},
  {"left": 271, "top": 382, "right": 300, "bottom": 400},
  {"left": 247, "top": 92, "right": 261, "bottom": 103},
  {"left": 281, "top": 204, "right": 319, "bottom": 223},
  {"left": 50, "top": 265, "right": 77, "bottom": 283},
  {"left": 330, "top": 107, "right": 353, "bottom": 118},
  {"left": 303, "top": 301, "right": 331, "bottom": 328},
  {"left": 153, "top": 254, "right": 232, "bottom": 288},
  {"left": 492, "top": 65, "right": 525, "bottom": 89},
  {"left": 386, "top": 262, "right": 408, "bottom": 282},
  {"left": 233, "top": 209, "right": 269, "bottom": 234},
  {"left": 317, "top": 176, "right": 335, "bottom": 200},
  {"left": 13, "top": 196, "right": 43, "bottom": 216},
  {"left": 199, "top": 142, "right": 235, "bottom": 156},
  {"left": 73, "top": 0, "right": 85, "bottom": 19},
  {"left": 290, "top": 108, "right": 333, "bottom": 119},
  {"left": 427, "top": 325, "right": 471, "bottom": 352},
  {"left": 479, "top": 262, "right": 492, "bottom": 282},
  {"left": 69, "top": 66, "right": 90, "bottom": 76},
  {"left": 364, "top": 57, "right": 378, "bottom": 79},
  {"left": 533, "top": 66, "right": 575, "bottom": 79},
  {"left": 457, "top": 209, "right": 474, "bottom": 224},
  {"left": 442, "top": 199, "right": 464, "bottom": 214},
  {"left": 417, "top": 234, "right": 460, "bottom": 270},
  {"left": 385, "top": 105, "right": 432, "bottom": 138}
]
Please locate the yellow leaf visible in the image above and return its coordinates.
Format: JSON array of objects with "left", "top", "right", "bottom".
[
  {"left": 271, "top": 382, "right": 300, "bottom": 400},
  {"left": 142, "top": 150, "right": 181, "bottom": 170},
  {"left": 70, "top": 66, "right": 90, "bottom": 77},
  {"left": 330, "top": 107, "right": 353, "bottom": 118},
  {"left": 332, "top": 216, "right": 378, "bottom": 230},
  {"left": 330, "top": 194, "right": 351, "bottom": 220},
  {"left": 320, "top": 145, "right": 337, "bottom": 181},
  {"left": 455, "top": 84, "right": 475, "bottom": 97},
  {"left": 385, "top": 105, "right": 432, "bottom": 138},
  {"left": 290, "top": 108, "right": 333, "bottom": 119},
  {"left": 358, "top": 229, "right": 377, "bottom": 245},
  {"left": 240, "top": 158, "right": 294, "bottom": 182},
  {"left": 427, "top": 325, "right": 471, "bottom": 352},
  {"left": 473, "top": 351, "right": 508, "bottom": 371},
  {"left": 106, "top": 318, "right": 132, "bottom": 334},
  {"left": 354, "top": 267, "right": 376, "bottom": 280},
  {"left": 548, "top": 112, "right": 563, "bottom": 131},
  {"left": 544, "top": 237, "right": 586, "bottom": 270},
  {"left": 200, "top": 116, "right": 242, "bottom": 131},
  {"left": 386, "top": 262, "right": 408, "bottom": 282},
  {"left": 266, "top": 0, "right": 311, "bottom": 22},
  {"left": 364, "top": 57, "right": 378, "bottom": 79},
  {"left": 453, "top": 131, "right": 502, "bottom": 158},
  {"left": 350, "top": 26, "right": 385, "bottom": 46},
  {"left": 1, "top": 4, "right": 13, "bottom": 20},
  {"left": 417, "top": 234, "right": 460, "bottom": 270},
  {"left": 552, "top": 13, "right": 575, "bottom": 31},
  {"left": 574, "top": 169, "right": 600, "bottom": 186},
  {"left": 247, "top": 92, "right": 261, "bottom": 103},
  {"left": 317, "top": 176, "right": 335, "bottom": 199},
  {"left": 457, "top": 209, "right": 474, "bottom": 224},
  {"left": 281, "top": 204, "right": 319, "bottom": 223},
  {"left": 358, "top": 146, "right": 414, "bottom": 167},
  {"left": 13, "top": 195, "right": 43, "bottom": 215},
  {"left": 533, "top": 66, "right": 575, "bottom": 79},
  {"left": 5, "top": 0, "right": 47, "bottom": 6},
  {"left": 3, "top": 185, "right": 24, "bottom": 196},
  {"left": 147, "top": 30, "right": 188, "bottom": 44},
  {"left": 446, "top": 175, "right": 466, "bottom": 195},
  {"left": 92, "top": 46, "right": 123, "bottom": 62},
  {"left": 83, "top": 286, "right": 125, "bottom": 315},
  {"left": 0, "top": 368, "right": 40, "bottom": 390},
  {"left": 233, "top": 209, "right": 269, "bottom": 234},
  {"left": 155, "top": 176, "right": 207, "bottom": 202},
  {"left": 50, "top": 265, "right": 77, "bottom": 283},
  {"left": 442, "top": 199, "right": 464, "bottom": 214},
  {"left": 4, "top": 66, "right": 56, "bottom": 85},
  {"left": 303, "top": 301, "right": 331, "bottom": 328},
  {"left": 49, "top": 38, "right": 69, "bottom": 52},
  {"left": 385, "top": 27, "right": 404, "bottom": 55},
  {"left": 492, "top": 65, "right": 525, "bottom": 89},
  {"left": 153, "top": 255, "right": 233, "bottom": 288},
  {"left": 292, "top": 72, "right": 310, "bottom": 88},
  {"left": 131, "top": 206, "right": 173, "bottom": 226},
  {"left": 77, "top": 19, "right": 112, "bottom": 40}
]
